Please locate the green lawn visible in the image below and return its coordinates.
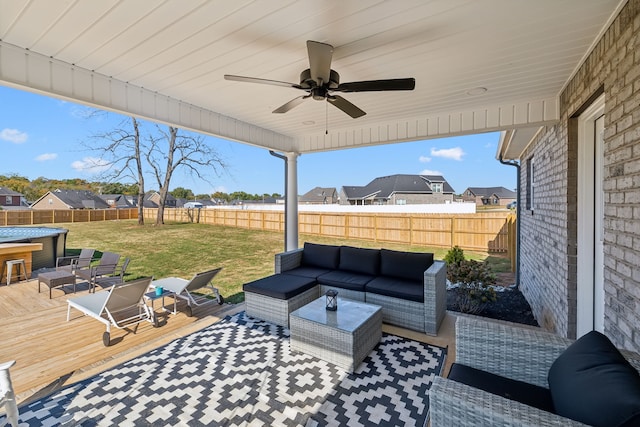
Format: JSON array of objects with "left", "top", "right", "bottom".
[{"left": 61, "top": 220, "right": 510, "bottom": 304}]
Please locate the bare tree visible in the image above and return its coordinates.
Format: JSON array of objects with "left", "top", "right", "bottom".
[
  {"left": 146, "top": 125, "right": 226, "bottom": 225},
  {"left": 86, "top": 116, "right": 146, "bottom": 225}
]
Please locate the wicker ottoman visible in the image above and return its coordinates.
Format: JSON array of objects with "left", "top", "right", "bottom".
[
  {"left": 38, "top": 270, "right": 76, "bottom": 299},
  {"left": 243, "top": 274, "right": 318, "bottom": 327},
  {"left": 289, "top": 297, "right": 382, "bottom": 373}
]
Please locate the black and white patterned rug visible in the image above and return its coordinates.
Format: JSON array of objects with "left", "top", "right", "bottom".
[{"left": 5, "top": 312, "right": 446, "bottom": 426}]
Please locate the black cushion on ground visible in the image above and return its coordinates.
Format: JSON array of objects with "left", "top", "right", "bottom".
[
  {"left": 317, "top": 270, "right": 374, "bottom": 292},
  {"left": 243, "top": 274, "right": 316, "bottom": 300},
  {"left": 365, "top": 277, "right": 424, "bottom": 303},
  {"left": 380, "top": 249, "right": 433, "bottom": 282},
  {"left": 282, "top": 267, "right": 331, "bottom": 280},
  {"left": 448, "top": 363, "right": 555, "bottom": 413},
  {"left": 338, "top": 246, "right": 380, "bottom": 276},
  {"left": 548, "top": 330, "right": 640, "bottom": 427},
  {"left": 301, "top": 242, "right": 340, "bottom": 269}
]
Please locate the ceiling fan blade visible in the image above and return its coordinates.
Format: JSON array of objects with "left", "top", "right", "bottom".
[
  {"left": 327, "top": 95, "right": 366, "bottom": 118},
  {"left": 224, "top": 74, "right": 302, "bottom": 89},
  {"left": 335, "top": 78, "right": 416, "bottom": 92},
  {"left": 307, "top": 40, "right": 333, "bottom": 85},
  {"left": 273, "top": 95, "right": 309, "bottom": 114}
]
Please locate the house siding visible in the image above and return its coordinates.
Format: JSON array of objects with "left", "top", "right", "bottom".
[{"left": 520, "top": 0, "right": 640, "bottom": 349}]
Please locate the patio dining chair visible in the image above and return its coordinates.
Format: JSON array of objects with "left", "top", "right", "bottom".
[
  {"left": 92, "top": 257, "right": 130, "bottom": 292},
  {"left": 0, "top": 360, "right": 18, "bottom": 427},
  {"left": 151, "top": 268, "right": 223, "bottom": 317},
  {"left": 67, "top": 277, "right": 157, "bottom": 346},
  {"left": 75, "top": 251, "right": 121, "bottom": 292},
  {"left": 55, "top": 248, "right": 95, "bottom": 274}
]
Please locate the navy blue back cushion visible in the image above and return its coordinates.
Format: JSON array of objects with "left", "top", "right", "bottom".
[
  {"left": 380, "top": 249, "right": 433, "bottom": 282},
  {"left": 338, "top": 246, "right": 380, "bottom": 276},
  {"left": 548, "top": 330, "right": 640, "bottom": 427},
  {"left": 301, "top": 242, "right": 340, "bottom": 270}
]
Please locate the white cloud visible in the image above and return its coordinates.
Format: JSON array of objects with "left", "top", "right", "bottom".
[
  {"left": 213, "top": 185, "right": 227, "bottom": 193},
  {"left": 1, "top": 128, "right": 28, "bottom": 144},
  {"left": 430, "top": 147, "right": 464, "bottom": 161},
  {"left": 35, "top": 153, "right": 58, "bottom": 161},
  {"left": 484, "top": 142, "right": 494, "bottom": 149},
  {"left": 420, "top": 168, "right": 443, "bottom": 176},
  {"left": 418, "top": 155, "right": 431, "bottom": 163},
  {"left": 71, "top": 157, "right": 111, "bottom": 174}
]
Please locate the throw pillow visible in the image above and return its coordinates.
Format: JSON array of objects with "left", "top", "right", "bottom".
[{"left": 547, "top": 330, "right": 640, "bottom": 427}]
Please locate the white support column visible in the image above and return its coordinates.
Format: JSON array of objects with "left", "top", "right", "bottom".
[{"left": 285, "top": 152, "right": 299, "bottom": 251}]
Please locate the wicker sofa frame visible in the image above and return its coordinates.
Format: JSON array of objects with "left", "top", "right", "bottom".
[
  {"left": 274, "top": 247, "right": 447, "bottom": 335},
  {"left": 429, "top": 316, "right": 640, "bottom": 426}
]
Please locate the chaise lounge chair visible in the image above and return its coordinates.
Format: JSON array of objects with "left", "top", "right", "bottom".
[
  {"left": 67, "top": 277, "right": 157, "bottom": 346},
  {"left": 151, "top": 268, "right": 223, "bottom": 317}
]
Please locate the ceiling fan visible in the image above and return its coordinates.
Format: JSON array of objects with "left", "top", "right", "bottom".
[{"left": 224, "top": 40, "right": 415, "bottom": 119}]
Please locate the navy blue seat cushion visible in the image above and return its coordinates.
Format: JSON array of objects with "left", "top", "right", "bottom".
[
  {"left": 380, "top": 249, "right": 433, "bottom": 282},
  {"left": 448, "top": 363, "right": 555, "bottom": 413},
  {"left": 338, "top": 246, "right": 380, "bottom": 276},
  {"left": 548, "top": 330, "right": 640, "bottom": 427},
  {"left": 365, "top": 276, "right": 424, "bottom": 303},
  {"left": 243, "top": 274, "right": 316, "bottom": 300},
  {"left": 317, "top": 270, "right": 373, "bottom": 292},
  {"left": 282, "top": 266, "right": 331, "bottom": 280},
  {"left": 301, "top": 242, "right": 340, "bottom": 270}
]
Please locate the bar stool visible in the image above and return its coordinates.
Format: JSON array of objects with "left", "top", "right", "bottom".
[{"left": 1, "top": 259, "right": 28, "bottom": 285}]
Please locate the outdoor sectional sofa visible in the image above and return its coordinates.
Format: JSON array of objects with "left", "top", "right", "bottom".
[{"left": 243, "top": 242, "right": 447, "bottom": 335}]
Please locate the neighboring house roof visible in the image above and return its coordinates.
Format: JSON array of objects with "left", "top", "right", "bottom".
[
  {"left": 33, "top": 189, "right": 111, "bottom": 209},
  {"left": 342, "top": 174, "right": 455, "bottom": 201},
  {"left": 98, "top": 194, "right": 135, "bottom": 208},
  {"left": 465, "top": 186, "right": 516, "bottom": 199},
  {"left": 0, "top": 186, "right": 22, "bottom": 196},
  {"left": 299, "top": 187, "right": 337, "bottom": 203}
]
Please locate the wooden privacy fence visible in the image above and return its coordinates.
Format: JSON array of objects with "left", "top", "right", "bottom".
[
  {"left": 0, "top": 208, "right": 137, "bottom": 225},
  {"left": 1, "top": 207, "right": 516, "bottom": 256},
  {"left": 151, "top": 208, "right": 515, "bottom": 254}
]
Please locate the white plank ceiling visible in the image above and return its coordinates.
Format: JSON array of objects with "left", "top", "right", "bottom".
[{"left": 0, "top": 0, "right": 624, "bottom": 157}]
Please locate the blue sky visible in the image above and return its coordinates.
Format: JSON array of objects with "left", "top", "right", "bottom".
[{"left": 1, "top": 85, "right": 515, "bottom": 196}]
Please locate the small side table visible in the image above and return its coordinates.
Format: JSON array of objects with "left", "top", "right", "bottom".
[
  {"left": 144, "top": 290, "right": 177, "bottom": 315},
  {"left": 38, "top": 270, "right": 76, "bottom": 299}
]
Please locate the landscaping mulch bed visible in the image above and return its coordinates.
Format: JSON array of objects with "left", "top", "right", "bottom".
[{"left": 446, "top": 272, "right": 539, "bottom": 327}]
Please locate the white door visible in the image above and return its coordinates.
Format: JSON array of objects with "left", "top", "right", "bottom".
[{"left": 577, "top": 95, "right": 605, "bottom": 337}]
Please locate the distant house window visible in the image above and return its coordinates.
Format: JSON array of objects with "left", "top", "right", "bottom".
[
  {"left": 396, "top": 199, "right": 407, "bottom": 205},
  {"left": 5, "top": 196, "right": 11, "bottom": 205},
  {"left": 526, "top": 157, "right": 535, "bottom": 210},
  {"left": 48, "top": 198, "right": 53, "bottom": 205},
  {"left": 432, "top": 183, "right": 442, "bottom": 193}
]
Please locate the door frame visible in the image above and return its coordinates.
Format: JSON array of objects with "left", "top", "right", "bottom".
[{"left": 576, "top": 94, "right": 605, "bottom": 337}]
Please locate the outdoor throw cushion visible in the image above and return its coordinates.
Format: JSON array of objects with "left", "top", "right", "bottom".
[
  {"left": 243, "top": 274, "right": 316, "bottom": 300},
  {"left": 317, "top": 270, "right": 373, "bottom": 292},
  {"left": 380, "top": 249, "right": 433, "bottom": 282},
  {"left": 338, "top": 246, "right": 380, "bottom": 276},
  {"left": 301, "top": 242, "right": 340, "bottom": 270},
  {"left": 447, "top": 363, "right": 555, "bottom": 413},
  {"left": 547, "top": 330, "right": 640, "bottom": 427},
  {"left": 365, "top": 277, "right": 424, "bottom": 303}
]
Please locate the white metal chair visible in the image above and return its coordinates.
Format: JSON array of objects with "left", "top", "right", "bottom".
[
  {"left": 0, "top": 360, "right": 19, "bottom": 427},
  {"left": 67, "top": 277, "right": 157, "bottom": 346}
]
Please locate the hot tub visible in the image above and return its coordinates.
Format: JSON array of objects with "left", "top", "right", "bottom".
[{"left": 0, "top": 226, "right": 68, "bottom": 270}]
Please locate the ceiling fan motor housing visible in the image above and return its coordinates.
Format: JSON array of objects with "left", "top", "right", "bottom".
[{"left": 300, "top": 69, "right": 340, "bottom": 93}]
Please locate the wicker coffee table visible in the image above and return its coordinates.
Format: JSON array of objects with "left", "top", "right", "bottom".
[
  {"left": 38, "top": 270, "right": 76, "bottom": 299},
  {"left": 289, "top": 296, "right": 382, "bottom": 373}
]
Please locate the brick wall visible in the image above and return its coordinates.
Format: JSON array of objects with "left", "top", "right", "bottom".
[{"left": 519, "top": 0, "right": 640, "bottom": 348}]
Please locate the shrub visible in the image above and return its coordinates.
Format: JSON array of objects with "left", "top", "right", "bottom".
[
  {"left": 444, "top": 245, "right": 465, "bottom": 266},
  {"left": 449, "top": 259, "right": 498, "bottom": 314}
]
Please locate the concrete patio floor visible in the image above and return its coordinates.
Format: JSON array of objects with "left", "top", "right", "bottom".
[{"left": 0, "top": 275, "right": 458, "bottom": 415}]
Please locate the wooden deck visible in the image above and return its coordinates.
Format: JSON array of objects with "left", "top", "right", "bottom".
[
  {"left": 0, "top": 277, "right": 456, "bottom": 407},
  {"left": 0, "top": 277, "right": 243, "bottom": 404}
]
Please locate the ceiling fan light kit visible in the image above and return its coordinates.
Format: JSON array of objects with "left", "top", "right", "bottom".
[{"left": 225, "top": 40, "right": 415, "bottom": 119}]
